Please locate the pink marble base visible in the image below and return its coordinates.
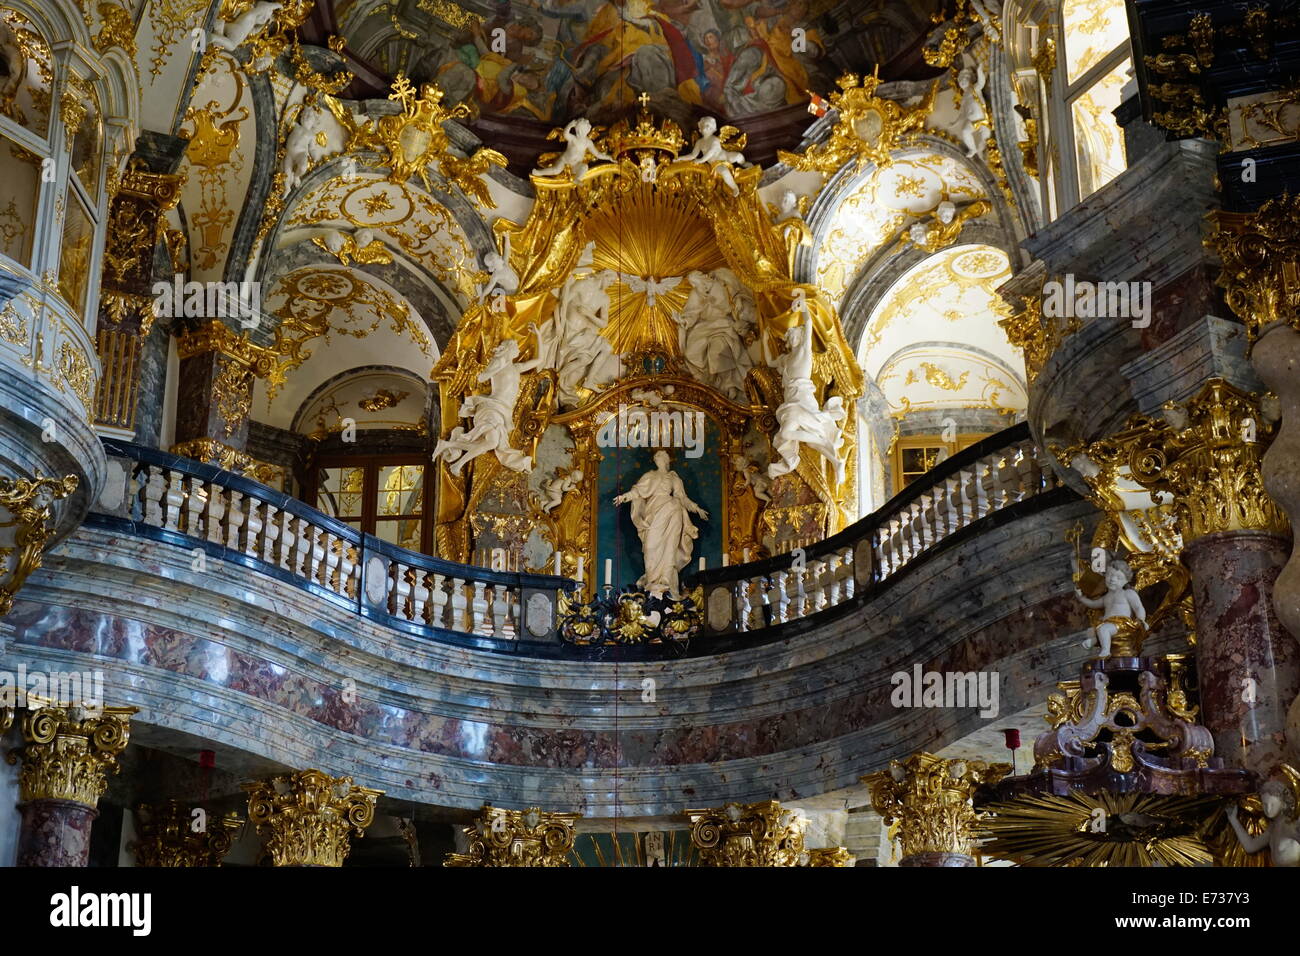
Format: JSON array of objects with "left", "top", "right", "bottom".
[
  {"left": 1186, "top": 530, "right": 1300, "bottom": 777},
  {"left": 899, "top": 852, "right": 974, "bottom": 867},
  {"left": 17, "top": 799, "right": 97, "bottom": 867}
]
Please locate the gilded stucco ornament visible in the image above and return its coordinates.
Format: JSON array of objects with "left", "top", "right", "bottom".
[
  {"left": 997, "top": 290, "right": 1075, "bottom": 383},
  {"left": 863, "top": 752, "right": 1009, "bottom": 860},
  {"left": 131, "top": 801, "right": 244, "bottom": 867},
  {"left": 777, "top": 69, "right": 938, "bottom": 175},
  {"left": 444, "top": 804, "right": 580, "bottom": 867},
  {"left": 334, "top": 75, "right": 505, "bottom": 208},
  {"left": 6, "top": 699, "right": 137, "bottom": 807},
  {"left": 1206, "top": 195, "right": 1300, "bottom": 341},
  {"left": 686, "top": 800, "right": 808, "bottom": 867},
  {"left": 0, "top": 473, "right": 78, "bottom": 617},
  {"left": 431, "top": 102, "right": 862, "bottom": 565},
  {"left": 243, "top": 769, "right": 382, "bottom": 867}
]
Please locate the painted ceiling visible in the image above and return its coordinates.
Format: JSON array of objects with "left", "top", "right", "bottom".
[{"left": 312, "top": 0, "right": 946, "bottom": 167}]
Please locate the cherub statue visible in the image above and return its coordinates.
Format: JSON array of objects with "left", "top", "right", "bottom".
[
  {"left": 478, "top": 234, "right": 519, "bottom": 303},
  {"left": 903, "top": 198, "right": 991, "bottom": 253},
  {"left": 732, "top": 453, "right": 772, "bottom": 503},
  {"left": 1228, "top": 769, "right": 1300, "bottom": 866},
  {"left": 1073, "top": 556, "right": 1146, "bottom": 658},
  {"left": 211, "top": 1, "right": 282, "bottom": 50},
  {"left": 680, "top": 116, "right": 747, "bottom": 196},
  {"left": 533, "top": 117, "right": 612, "bottom": 179},
  {"left": 539, "top": 468, "right": 583, "bottom": 514},
  {"left": 954, "top": 58, "right": 992, "bottom": 158},
  {"left": 312, "top": 227, "right": 392, "bottom": 266},
  {"left": 769, "top": 189, "right": 809, "bottom": 223}
]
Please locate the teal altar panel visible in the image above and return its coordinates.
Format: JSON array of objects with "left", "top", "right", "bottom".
[{"left": 596, "top": 414, "right": 724, "bottom": 591}]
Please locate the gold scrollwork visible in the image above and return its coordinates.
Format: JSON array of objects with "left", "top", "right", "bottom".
[
  {"left": 132, "top": 801, "right": 244, "bottom": 866},
  {"left": 444, "top": 804, "right": 580, "bottom": 867},
  {"left": 6, "top": 699, "right": 137, "bottom": 807},
  {"left": 0, "top": 473, "right": 78, "bottom": 616},
  {"left": 686, "top": 800, "right": 808, "bottom": 867},
  {"left": 242, "top": 769, "right": 382, "bottom": 867}
]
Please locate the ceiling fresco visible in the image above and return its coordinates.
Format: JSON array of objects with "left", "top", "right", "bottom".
[{"left": 320, "top": 0, "right": 945, "bottom": 166}]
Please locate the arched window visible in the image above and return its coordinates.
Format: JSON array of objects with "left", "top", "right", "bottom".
[{"left": 1048, "top": 0, "right": 1132, "bottom": 210}]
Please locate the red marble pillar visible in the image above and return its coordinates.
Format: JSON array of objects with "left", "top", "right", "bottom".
[
  {"left": 1185, "top": 531, "right": 1300, "bottom": 777},
  {"left": 16, "top": 800, "right": 98, "bottom": 867}
]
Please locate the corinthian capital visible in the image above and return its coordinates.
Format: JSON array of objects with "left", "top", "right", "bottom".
[
  {"left": 444, "top": 804, "right": 580, "bottom": 867},
  {"left": 864, "top": 752, "right": 1010, "bottom": 861},
  {"left": 686, "top": 800, "right": 808, "bottom": 867},
  {"left": 242, "top": 769, "right": 382, "bottom": 867},
  {"left": 6, "top": 700, "right": 136, "bottom": 807}
]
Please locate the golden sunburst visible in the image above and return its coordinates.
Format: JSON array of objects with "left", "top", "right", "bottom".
[{"left": 981, "top": 791, "right": 1221, "bottom": 867}]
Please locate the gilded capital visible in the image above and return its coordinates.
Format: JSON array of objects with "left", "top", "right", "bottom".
[
  {"left": 0, "top": 473, "right": 78, "bottom": 617},
  {"left": 1120, "top": 379, "right": 1286, "bottom": 542},
  {"left": 132, "top": 801, "right": 244, "bottom": 867},
  {"left": 242, "top": 769, "right": 382, "bottom": 867},
  {"left": 444, "top": 804, "right": 580, "bottom": 867},
  {"left": 6, "top": 700, "right": 137, "bottom": 807},
  {"left": 805, "top": 846, "right": 855, "bottom": 867},
  {"left": 1206, "top": 194, "right": 1300, "bottom": 341},
  {"left": 685, "top": 799, "right": 808, "bottom": 867},
  {"left": 863, "top": 752, "right": 1010, "bottom": 860}
]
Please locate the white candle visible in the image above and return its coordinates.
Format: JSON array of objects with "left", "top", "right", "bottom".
[
  {"left": 605, "top": 558, "right": 612, "bottom": 586},
  {"left": 554, "top": 551, "right": 562, "bottom": 576},
  {"left": 1029, "top": 24, "right": 1038, "bottom": 56},
  {"left": 699, "top": 556, "right": 706, "bottom": 571},
  {"left": 576, "top": 557, "right": 584, "bottom": 581},
  {"left": 722, "top": 554, "right": 729, "bottom": 567},
  {"left": 743, "top": 548, "right": 751, "bottom": 562}
]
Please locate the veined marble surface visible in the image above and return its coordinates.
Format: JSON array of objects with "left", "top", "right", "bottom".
[{"left": 7, "top": 497, "right": 1093, "bottom": 816}]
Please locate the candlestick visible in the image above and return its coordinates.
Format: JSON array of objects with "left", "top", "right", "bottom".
[
  {"left": 743, "top": 548, "right": 750, "bottom": 562},
  {"left": 722, "top": 554, "right": 729, "bottom": 567}
]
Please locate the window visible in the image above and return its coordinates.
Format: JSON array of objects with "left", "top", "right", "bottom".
[
  {"left": 891, "top": 433, "right": 988, "bottom": 495},
  {"left": 309, "top": 457, "right": 431, "bottom": 554},
  {"left": 1048, "top": 0, "right": 1132, "bottom": 208}
]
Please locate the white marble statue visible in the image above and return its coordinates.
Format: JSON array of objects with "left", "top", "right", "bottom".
[
  {"left": 432, "top": 332, "right": 542, "bottom": 475},
  {"left": 533, "top": 117, "right": 613, "bottom": 179},
  {"left": 680, "top": 116, "right": 745, "bottom": 196},
  {"left": 478, "top": 234, "right": 520, "bottom": 303},
  {"left": 1072, "top": 556, "right": 1146, "bottom": 658},
  {"left": 538, "top": 270, "right": 619, "bottom": 407},
  {"left": 613, "top": 450, "right": 708, "bottom": 597},
  {"left": 732, "top": 453, "right": 772, "bottom": 503},
  {"left": 909, "top": 200, "right": 956, "bottom": 245},
  {"left": 211, "top": 1, "right": 282, "bottom": 50},
  {"left": 768, "top": 322, "right": 847, "bottom": 484},
  {"left": 1228, "top": 778, "right": 1300, "bottom": 866},
  {"left": 674, "top": 270, "right": 752, "bottom": 402},
  {"left": 282, "top": 103, "right": 346, "bottom": 196},
  {"left": 954, "top": 59, "right": 991, "bottom": 159},
  {"left": 773, "top": 189, "right": 805, "bottom": 222},
  {"left": 539, "top": 468, "right": 583, "bottom": 513}
]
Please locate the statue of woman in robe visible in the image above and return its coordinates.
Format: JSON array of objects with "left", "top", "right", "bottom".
[{"left": 612, "top": 450, "right": 708, "bottom": 597}]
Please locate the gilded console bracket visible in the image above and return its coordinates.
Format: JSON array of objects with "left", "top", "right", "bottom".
[{"left": 0, "top": 474, "right": 78, "bottom": 617}]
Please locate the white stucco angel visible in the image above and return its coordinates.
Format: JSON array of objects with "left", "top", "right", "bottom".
[
  {"left": 432, "top": 331, "right": 543, "bottom": 475},
  {"left": 537, "top": 271, "right": 619, "bottom": 407},
  {"left": 613, "top": 450, "right": 708, "bottom": 597},
  {"left": 282, "top": 102, "right": 346, "bottom": 196},
  {"left": 768, "top": 323, "right": 847, "bottom": 484},
  {"left": 954, "top": 57, "right": 992, "bottom": 159},
  {"left": 533, "top": 117, "right": 613, "bottom": 179},
  {"left": 539, "top": 468, "right": 583, "bottom": 514},
  {"left": 680, "top": 117, "right": 746, "bottom": 196},
  {"left": 478, "top": 234, "right": 520, "bottom": 303},
  {"left": 1228, "top": 770, "right": 1300, "bottom": 866},
  {"left": 674, "top": 271, "right": 752, "bottom": 402},
  {"left": 210, "top": 1, "right": 282, "bottom": 50}
]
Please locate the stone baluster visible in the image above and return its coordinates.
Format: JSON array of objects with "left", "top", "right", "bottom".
[
  {"left": 142, "top": 465, "right": 165, "bottom": 526},
  {"left": 183, "top": 476, "right": 206, "bottom": 538},
  {"left": 771, "top": 570, "right": 791, "bottom": 623},
  {"left": 428, "top": 573, "right": 449, "bottom": 628},
  {"left": 471, "top": 581, "right": 490, "bottom": 634},
  {"left": 225, "top": 489, "right": 245, "bottom": 550},
  {"left": 450, "top": 576, "right": 469, "bottom": 630},
  {"left": 162, "top": 471, "right": 185, "bottom": 531}
]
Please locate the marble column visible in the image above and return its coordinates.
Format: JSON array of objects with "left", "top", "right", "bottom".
[
  {"left": 1205, "top": 202, "right": 1300, "bottom": 769},
  {"left": 1185, "top": 531, "right": 1298, "bottom": 774},
  {"left": 9, "top": 701, "right": 136, "bottom": 867},
  {"left": 863, "top": 752, "right": 1009, "bottom": 867},
  {"left": 242, "top": 769, "right": 381, "bottom": 866},
  {"left": 1117, "top": 378, "right": 1297, "bottom": 778}
]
